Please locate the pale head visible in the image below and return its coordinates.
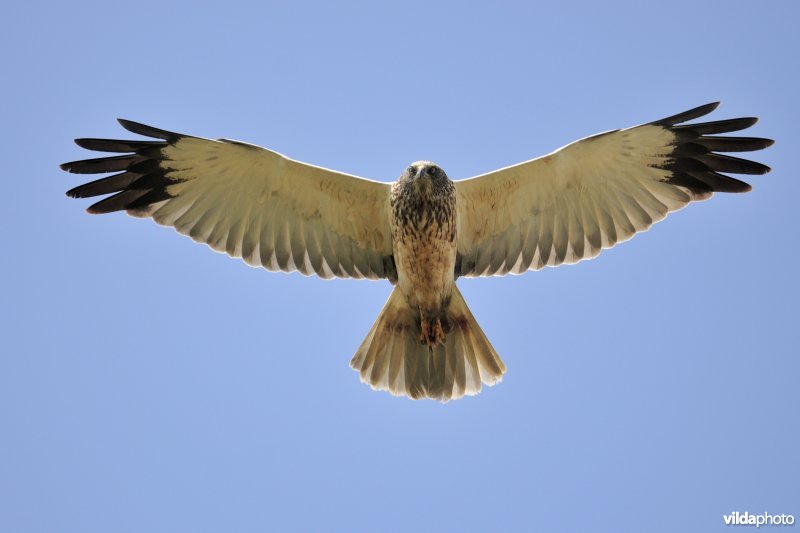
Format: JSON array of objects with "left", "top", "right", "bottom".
[{"left": 401, "top": 161, "right": 450, "bottom": 183}]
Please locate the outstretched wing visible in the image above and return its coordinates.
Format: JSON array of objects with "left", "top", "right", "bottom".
[
  {"left": 454, "top": 103, "right": 772, "bottom": 277},
  {"left": 62, "top": 120, "right": 396, "bottom": 280}
]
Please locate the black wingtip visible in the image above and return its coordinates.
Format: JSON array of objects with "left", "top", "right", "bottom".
[
  {"left": 675, "top": 116, "right": 759, "bottom": 135},
  {"left": 697, "top": 101, "right": 722, "bottom": 114},
  {"left": 653, "top": 102, "right": 721, "bottom": 127},
  {"left": 66, "top": 186, "right": 96, "bottom": 200},
  {"left": 696, "top": 136, "right": 774, "bottom": 152},
  {"left": 656, "top": 103, "right": 772, "bottom": 195},
  {"left": 73, "top": 138, "right": 110, "bottom": 151},
  {"left": 117, "top": 118, "right": 180, "bottom": 141},
  {"left": 65, "top": 119, "right": 183, "bottom": 215}
]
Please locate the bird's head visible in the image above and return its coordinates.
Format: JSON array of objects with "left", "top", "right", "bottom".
[{"left": 401, "top": 161, "right": 450, "bottom": 193}]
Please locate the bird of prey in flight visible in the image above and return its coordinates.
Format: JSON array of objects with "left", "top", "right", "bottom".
[{"left": 62, "top": 102, "right": 772, "bottom": 402}]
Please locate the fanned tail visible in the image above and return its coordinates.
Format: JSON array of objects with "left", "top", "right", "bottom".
[{"left": 350, "top": 285, "right": 505, "bottom": 402}]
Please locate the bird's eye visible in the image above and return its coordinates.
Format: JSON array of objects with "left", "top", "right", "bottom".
[
  {"left": 428, "top": 166, "right": 438, "bottom": 176},
  {"left": 407, "top": 165, "right": 415, "bottom": 175}
]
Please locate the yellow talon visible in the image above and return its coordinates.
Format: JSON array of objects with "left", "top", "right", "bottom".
[{"left": 420, "top": 317, "right": 446, "bottom": 347}]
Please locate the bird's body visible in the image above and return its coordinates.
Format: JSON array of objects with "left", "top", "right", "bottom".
[
  {"left": 390, "top": 161, "right": 457, "bottom": 346},
  {"left": 62, "top": 102, "right": 773, "bottom": 402}
]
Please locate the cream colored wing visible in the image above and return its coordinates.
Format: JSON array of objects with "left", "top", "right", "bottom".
[
  {"left": 63, "top": 120, "right": 395, "bottom": 280},
  {"left": 454, "top": 103, "right": 772, "bottom": 277}
]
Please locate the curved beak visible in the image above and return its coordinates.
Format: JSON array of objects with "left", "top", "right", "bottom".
[{"left": 412, "top": 171, "right": 432, "bottom": 193}]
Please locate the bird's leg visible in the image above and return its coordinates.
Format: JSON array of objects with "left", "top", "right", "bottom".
[
  {"left": 419, "top": 309, "right": 431, "bottom": 345},
  {"left": 431, "top": 318, "right": 446, "bottom": 345},
  {"left": 419, "top": 311, "right": 447, "bottom": 347}
]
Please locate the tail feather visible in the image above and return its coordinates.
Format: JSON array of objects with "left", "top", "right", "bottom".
[{"left": 350, "top": 285, "right": 506, "bottom": 402}]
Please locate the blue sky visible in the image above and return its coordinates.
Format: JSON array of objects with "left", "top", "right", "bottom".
[{"left": 2, "top": 1, "right": 798, "bottom": 532}]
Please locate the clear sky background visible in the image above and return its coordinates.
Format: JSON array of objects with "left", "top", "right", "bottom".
[{"left": 2, "top": 1, "right": 798, "bottom": 532}]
